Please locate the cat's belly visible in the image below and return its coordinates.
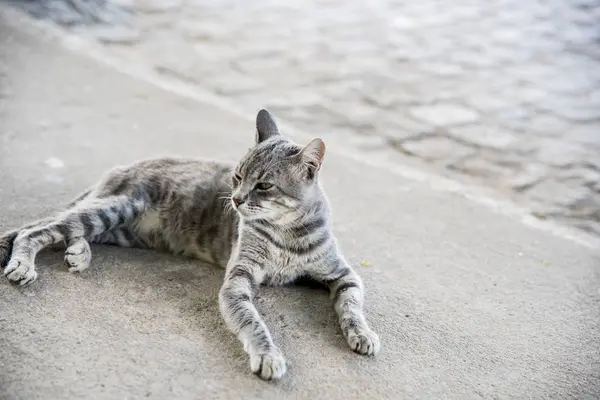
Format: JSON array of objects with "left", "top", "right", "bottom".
[
  {"left": 182, "top": 246, "right": 219, "bottom": 265},
  {"left": 134, "top": 209, "right": 161, "bottom": 236},
  {"left": 130, "top": 209, "right": 215, "bottom": 263}
]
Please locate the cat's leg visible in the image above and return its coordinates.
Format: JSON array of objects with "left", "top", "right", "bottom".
[
  {"left": 218, "top": 259, "right": 286, "bottom": 380},
  {"left": 0, "top": 217, "right": 57, "bottom": 267},
  {"left": 51, "top": 188, "right": 94, "bottom": 259},
  {"left": 64, "top": 226, "right": 147, "bottom": 272},
  {"left": 64, "top": 237, "right": 92, "bottom": 273},
  {"left": 1, "top": 187, "right": 94, "bottom": 265},
  {"left": 65, "top": 227, "right": 146, "bottom": 273},
  {"left": 92, "top": 228, "right": 145, "bottom": 248},
  {"left": 4, "top": 195, "right": 145, "bottom": 284},
  {"left": 311, "top": 258, "right": 380, "bottom": 356},
  {"left": 2, "top": 222, "right": 91, "bottom": 273},
  {"left": 3, "top": 191, "right": 94, "bottom": 261}
]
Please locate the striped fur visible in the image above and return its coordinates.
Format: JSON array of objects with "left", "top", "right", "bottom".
[{"left": 0, "top": 109, "right": 380, "bottom": 380}]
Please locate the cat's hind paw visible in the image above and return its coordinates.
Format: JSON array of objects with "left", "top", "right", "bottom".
[
  {"left": 4, "top": 257, "right": 37, "bottom": 285},
  {"left": 65, "top": 238, "right": 91, "bottom": 273},
  {"left": 250, "top": 348, "right": 287, "bottom": 381}
]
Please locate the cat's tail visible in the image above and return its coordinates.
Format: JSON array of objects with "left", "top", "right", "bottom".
[
  {"left": 0, "top": 230, "right": 18, "bottom": 268},
  {"left": 66, "top": 187, "right": 93, "bottom": 209}
]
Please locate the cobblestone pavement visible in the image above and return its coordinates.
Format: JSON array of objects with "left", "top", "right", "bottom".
[{"left": 10, "top": 0, "right": 600, "bottom": 236}]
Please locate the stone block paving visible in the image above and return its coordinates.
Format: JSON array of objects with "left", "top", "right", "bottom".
[{"left": 13, "top": 0, "right": 600, "bottom": 236}]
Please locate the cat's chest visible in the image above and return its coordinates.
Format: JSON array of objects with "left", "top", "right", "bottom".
[{"left": 262, "top": 253, "right": 305, "bottom": 286}]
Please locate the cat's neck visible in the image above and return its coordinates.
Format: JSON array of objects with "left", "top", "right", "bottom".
[{"left": 241, "top": 193, "right": 331, "bottom": 233}]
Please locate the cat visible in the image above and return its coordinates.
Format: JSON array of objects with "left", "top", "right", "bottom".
[{"left": 0, "top": 109, "right": 380, "bottom": 380}]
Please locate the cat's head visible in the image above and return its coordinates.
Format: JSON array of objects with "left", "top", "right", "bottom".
[{"left": 231, "top": 109, "right": 326, "bottom": 222}]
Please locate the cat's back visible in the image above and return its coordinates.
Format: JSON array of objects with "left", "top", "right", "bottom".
[
  {"left": 124, "top": 157, "right": 233, "bottom": 186},
  {"left": 98, "top": 156, "right": 234, "bottom": 200}
]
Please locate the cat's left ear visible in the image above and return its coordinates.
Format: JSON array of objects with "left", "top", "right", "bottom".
[
  {"left": 256, "top": 109, "right": 280, "bottom": 143},
  {"left": 299, "top": 138, "right": 326, "bottom": 179}
]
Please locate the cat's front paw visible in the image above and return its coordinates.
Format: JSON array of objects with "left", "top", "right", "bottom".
[
  {"left": 4, "top": 257, "right": 37, "bottom": 285},
  {"left": 249, "top": 348, "right": 287, "bottom": 381},
  {"left": 347, "top": 327, "right": 380, "bottom": 356}
]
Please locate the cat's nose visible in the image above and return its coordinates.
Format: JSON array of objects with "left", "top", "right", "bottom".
[{"left": 232, "top": 197, "right": 245, "bottom": 207}]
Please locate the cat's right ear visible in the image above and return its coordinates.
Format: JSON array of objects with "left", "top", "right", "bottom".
[
  {"left": 299, "top": 138, "right": 326, "bottom": 180},
  {"left": 255, "top": 109, "right": 280, "bottom": 143}
]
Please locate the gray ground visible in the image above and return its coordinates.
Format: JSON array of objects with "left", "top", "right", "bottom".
[{"left": 1, "top": 12, "right": 600, "bottom": 400}]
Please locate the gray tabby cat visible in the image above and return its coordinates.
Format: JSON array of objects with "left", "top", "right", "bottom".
[{"left": 0, "top": 109, "right": 380, "bottom": 380}]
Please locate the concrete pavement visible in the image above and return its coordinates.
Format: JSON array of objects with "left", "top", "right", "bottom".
[{"left": 1, "top": 14, "right": 599, "bottom": 400}]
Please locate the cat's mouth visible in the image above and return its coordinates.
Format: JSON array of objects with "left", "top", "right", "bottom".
[
  {"left": 232, "top": 201, "right": 251, "bottom": 217},
  {"left": 233, "top": 202, "right": 270, "bottom": 220}
]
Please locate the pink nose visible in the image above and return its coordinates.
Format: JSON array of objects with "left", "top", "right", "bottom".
[{"left": 232, "top": 197, "right": 244, "bottom": 207}]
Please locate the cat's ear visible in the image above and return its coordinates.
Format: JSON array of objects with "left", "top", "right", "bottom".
[
  {"left": 299, "top": 138, "right": 326, "bottom": 179},
  {"left": 255, "top": 109, "right": 280, "bottom": 143}
]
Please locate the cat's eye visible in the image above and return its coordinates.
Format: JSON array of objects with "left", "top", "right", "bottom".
[
  {"left": 255, "top": 182, "right": 274, "bottom": 191},
  {"left": 232, "top": 173, "right": 242, "bottom": 183}
]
